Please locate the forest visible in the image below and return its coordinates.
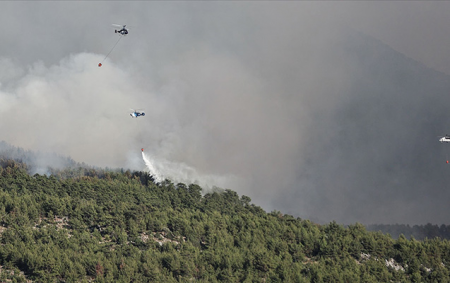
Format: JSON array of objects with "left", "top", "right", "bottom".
[{"left": 0, "top": 157, "right": 449, "bottom": 282}]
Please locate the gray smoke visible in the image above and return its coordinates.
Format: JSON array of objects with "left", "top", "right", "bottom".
[{"left": 1, "top": 2, "right": 450, "bottom": 224}]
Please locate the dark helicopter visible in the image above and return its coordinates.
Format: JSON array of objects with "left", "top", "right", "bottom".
[{"left": 113, "top": 24, "right": 128, "bottom": 35}]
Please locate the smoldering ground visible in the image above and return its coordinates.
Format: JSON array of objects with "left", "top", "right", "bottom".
[{"left": 1, "top": 2, "right": 450, "bottom": 224}]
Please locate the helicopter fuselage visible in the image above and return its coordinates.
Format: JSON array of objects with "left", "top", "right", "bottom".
[
  {"left": 130, "top": 111, "right": 145, "bottom": 118},
  {"left": 115, "top": 29, "right": 128, "bottom": 35},
  {"left": 440, "top": 137, "right": 450, "bottom": 143}
]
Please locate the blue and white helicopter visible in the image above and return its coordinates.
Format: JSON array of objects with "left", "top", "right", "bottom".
[{"left": 130, "top": 109, "right": 145, "bottom": 118}]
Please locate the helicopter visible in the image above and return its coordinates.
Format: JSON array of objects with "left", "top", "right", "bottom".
[
  {"left": 130, "top": 109, "right": 145, "bottom": 118},
  {"left": 98, "top": 24, "right": 128, "bottom": 67},
  {"left": 113, "top": 24, "right": 128, "bottom": 35},
  {"left": 439, "top": 135, "right": 450, "bottom": 143}
]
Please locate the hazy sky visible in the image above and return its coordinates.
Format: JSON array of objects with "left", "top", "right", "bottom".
[{"left": 1, "top": 2, "right": 450, "bottom": 225}]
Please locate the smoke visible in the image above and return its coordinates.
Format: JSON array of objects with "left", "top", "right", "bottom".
[
  {"left": 2, "top": 2, "right": 450, "bottom": 224},
  {"left": 0, "top": 53, "right": 144, "bottom": 168},
  {"left": 0, "top": 141, "right": 78, "bottom": 176}
]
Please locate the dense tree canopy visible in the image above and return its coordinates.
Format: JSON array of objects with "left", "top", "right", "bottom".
[{"left": 0, "top": 159, "right": 449, "bottom": 282}]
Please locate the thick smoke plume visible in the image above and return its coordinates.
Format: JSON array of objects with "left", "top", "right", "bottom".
[{"left": 2, "top": 2, "right": 450, "bottom": 224}]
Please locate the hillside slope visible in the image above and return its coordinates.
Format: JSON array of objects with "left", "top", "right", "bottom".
[{"left": 0, "top": 160, "right": 449, "bottom": 282}]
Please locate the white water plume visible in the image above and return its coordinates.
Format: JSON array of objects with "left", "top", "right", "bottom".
[
  {"left": 141, "top": 151, "right": 164, "bottom": 182},
  {"left": 142, "top": 151, "right": 238, "bottom": 190}
]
